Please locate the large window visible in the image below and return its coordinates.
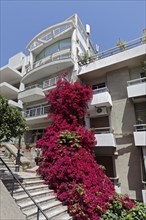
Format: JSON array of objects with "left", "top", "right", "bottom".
[{"left": 36, "top": 38, "right": 71, "bottom": 61}]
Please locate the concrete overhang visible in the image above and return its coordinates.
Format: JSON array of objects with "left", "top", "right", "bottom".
[
  {"left": 0, "top": 66, "right": 22, "bottom": 84},
  {"left": 78, "top": 44, "right": 146, "bottom": 81},
  {"left": 0, "top": 82, "right": 19, "bottom": 99},
  {"left": 22, "top": 58, "right": 74, "bottom": 84}
]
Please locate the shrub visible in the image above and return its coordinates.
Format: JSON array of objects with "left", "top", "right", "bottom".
[{"left": 37, "top": 80, "right": 135, "bottom": 220}]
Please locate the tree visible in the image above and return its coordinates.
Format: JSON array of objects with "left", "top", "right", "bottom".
[{"left": 0, "top": 95, "right": 27, "bottom": 142}]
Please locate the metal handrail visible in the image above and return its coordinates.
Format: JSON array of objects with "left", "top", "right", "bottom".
[
  {"left": 127, "top": 77, "right": 146, "bottom": 86},
  {"left": 134, "top": 124, "right": 146, "bottom": 131},
  {"left": 78, "top": 36, "right": 146, "bottom": 65},
  {"left": 93, "top": 87, "right": 109, "bottom": 94},
  {"left": 26, "top": 50, "right": 74, "bottom": 74},
  {"left": 0, "top": 156, "right": 49, "bottom": 220},
  {"left": 92, "top": 127, "right": 112, "bottom": 133},
  {"left": 24, "top": 105, "right": 50, "bottom": 118}
]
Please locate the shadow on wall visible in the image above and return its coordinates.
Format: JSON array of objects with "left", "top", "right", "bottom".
[
  {"left": 116, "top": 135, "right": 143, "bottom": 201},
  {"left": 121, "top": 99, "right": 136, "bottom": 135}
]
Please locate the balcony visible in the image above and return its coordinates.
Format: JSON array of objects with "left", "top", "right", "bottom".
[
  {"left": 133, "top": 124, "right": 146, "bottom": 146},
  {"left": 24, "top": 105, "right": 50, "bottom": 125},
  {"left": 0, "top": 82, "right": 19, "bottom": 100},
  {"left": 78, "top": 36, "right": 146, "bottom": 79},
  {"left": 127, "top": 77, "right": 146, "bottom": 100},
  {"left": 94, "top": 127, "right": 116, "bottom": 147},
  {"left": 18, "top": 85, "right": 45, "bottom": 103},
  {"left": 22, "top": 50, "right": 74, "bottom": 84},
  {"left": 0, "top": 65, "right": 22, "bottom": 84},
  {"left": 90, "top": 87, "right": 112, "bottom": 107}
]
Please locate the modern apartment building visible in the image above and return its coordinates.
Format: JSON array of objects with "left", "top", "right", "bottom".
[
  {"left": 18, "top": 14, "right": 96, "bottom": 144},
  {"left": 0, "top": 14, "right": 146, "bottom": 203}
]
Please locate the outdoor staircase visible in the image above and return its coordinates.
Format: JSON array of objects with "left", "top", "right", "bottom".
[{"left": 0, "top": 150, "right": 73, "bottom": 220}]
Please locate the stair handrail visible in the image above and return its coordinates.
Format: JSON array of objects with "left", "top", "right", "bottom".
[{"left": 0, "top": 156, "right": 49, "bottom": 220}]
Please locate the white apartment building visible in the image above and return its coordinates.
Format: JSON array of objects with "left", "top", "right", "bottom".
[{"left": 0, "top": 14, "right": 146, "bottom": 203}]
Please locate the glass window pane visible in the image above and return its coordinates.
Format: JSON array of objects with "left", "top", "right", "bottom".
[{"left": 60, "top": 38, "right": 71, "bottom": 50}]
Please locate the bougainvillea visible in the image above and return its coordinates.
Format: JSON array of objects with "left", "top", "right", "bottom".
[{"left": 37, "top": 79, "right": 135, "bottom": 219}]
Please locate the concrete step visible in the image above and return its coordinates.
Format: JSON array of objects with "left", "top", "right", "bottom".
[
  {"left": 51, "top": 212, "right": 73, "bottom": 220},
  {"left": 19, "top": 195, "right": 57, "bottom": 212},
  {"left": 14, "top": 189, "right": 55, "bottom": 203},
  {"left": 13, "top": 184, "right": 48, "bottom": 195},
  {"left": 25, "top": 200, "right": 67, "bottom": 220},
  {"left": 22, "top": 179, "right": 45, "bottom": 187}
]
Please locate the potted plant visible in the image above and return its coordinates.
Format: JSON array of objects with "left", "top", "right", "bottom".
[{"left": 116, "top": 38, "right": 126, "bottom": 51}]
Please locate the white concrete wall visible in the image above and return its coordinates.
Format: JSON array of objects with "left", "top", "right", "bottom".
[
  {"left": 0, "top": 180, "right": 26, "bottom": 220},
  {"left": 95, "top": 133, "right": 116, "bottom": 147},
  {"left": 134, "top": 131, "right": 146, "bottom": 146},
  {"left": 127, "top": 82, "right": 146, "bottom": 98}
]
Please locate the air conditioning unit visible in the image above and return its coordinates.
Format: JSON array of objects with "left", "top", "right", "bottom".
[{"left": 96, "top": 107, "right": 107, "bottom": 116}]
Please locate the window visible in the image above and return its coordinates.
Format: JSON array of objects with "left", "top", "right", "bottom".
[
  {"left": 36, "top": 38, "right": 71, "bottom": 61},
  {"left": 134, "top": 102, "right": 146, "bottom": 124},
  {"left": 92, "top": 83, "right": 106, "bottom": 90}
]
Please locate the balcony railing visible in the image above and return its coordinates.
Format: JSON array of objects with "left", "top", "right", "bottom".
[
  {"left": 127, "top": 77, "right": 146, "bottom": 86},
  {"left": 28, "top": 23, "right": 73, "bottom": 51},
  {"left": 92, "top": 127, "right": 112, "bottom": 134},
  {"left": 93, "top": 87, "right": 109, "bottom": 95},
  {"left": 24, "top": 105, "right": 50, "bottom": 118},
  {"left": 78, "top": 36, "right": 146, "bottom": 66},
  {"left": 134, "top": 124, "right": 146, "bottom": 131},
  {"left": 24, "top": 72, "right": 72, "bottom": 92},
  {"left": 26, "top": 50, "right": 73, "bottom": 74}
]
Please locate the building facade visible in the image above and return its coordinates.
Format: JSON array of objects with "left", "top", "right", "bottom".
[{"left": 0, "top": 14, "right": 146, "bottom": 203}]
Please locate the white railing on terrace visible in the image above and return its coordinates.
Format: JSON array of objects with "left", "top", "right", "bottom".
[
  {"left": 28, "top": 23, "right": 73, "bottom": 50},
  {"left": 78, "top": 36, "right": 146, "bottom": 66},
  {"left": 54, "top": 24, "right": 72, "bottom": 36},
  {"left": 93, "top": 87, "right": 109, "bottom": 94},
  {"left": 24, "top": 73, "right": 72, "bottom": 91},
  {"left": 134, "top": 124, "right": 146, "bottom": 131},
  {"left": 25, "top": 84, "right": 42, "bottom": 90},
  {"left": 127, "top": 77, "right": 146, "bottom": 86},
  {"left": 93, "top": 127, "right": 112, "bottom": 134},
  {"left": 24, "top": 105, "right": 50, "bottom": 118},
  {"left": 26, "top": 50, "right": 74, "bottom": 74},
  {"left": 29, "top": 41, "right": 42, "bottom": 50}
]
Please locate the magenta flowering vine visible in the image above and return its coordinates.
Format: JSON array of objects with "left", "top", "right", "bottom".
[{"left": 36, "top": 79, "right": 135, "bottom": 219}]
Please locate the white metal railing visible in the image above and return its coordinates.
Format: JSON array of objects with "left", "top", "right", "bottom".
[
  {"left": 92, "top": 127, "right": 112, "bottom": 134},
  {"left": 127, "top": 77, "right": 146, "bottom": 86},
  {"left": 78, "top": 36, "right": 146, "bottom": 66},
  {"left": 26, "top": 50, "right": 73, "bottom": 74},
  {"left": 134, "top": 124, "right": 146, "bottom": 131},
  {"left": 23, "top": 72, "right": 72, "bottom": 92},
  {"left": 29, "top": 23, "right": 73, "bottom": 51},
  {"left": 54, "top": 24, "right": 72, "bottom": 36},
  {"left": 24, "top": 105, "right": 50, "bottom": 118},
  {"left": 25, "top": 84, "right": 42, "bottom": 90},
  {"left": 29, "top": 41, "right": 42, "bottom": 50},
  {"left": 93, "top": 87, "right": 109, "bottom": 94}
]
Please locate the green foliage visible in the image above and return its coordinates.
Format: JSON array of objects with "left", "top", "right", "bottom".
[
  {"left": 0, "top": 96, "right": 27, "bottom": 142},
  {"left": 58, "top": 131, "right": 81, "bottom": 148},
  {"left": 124, "top": 202, "right": 146, "bottom": 220},
  {"left": 116, "top": 38, "right": 126, "bottom": 51},
  {"left": 101, "top": 196, "right": 146, "bottom": 220},
  {"left": 78, "top": 51, "right": 94, "bottom": 65}
]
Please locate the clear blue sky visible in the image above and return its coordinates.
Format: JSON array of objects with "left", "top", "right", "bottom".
[{"left": 1, "top": 0, "right": 146, "bottom": 67}]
